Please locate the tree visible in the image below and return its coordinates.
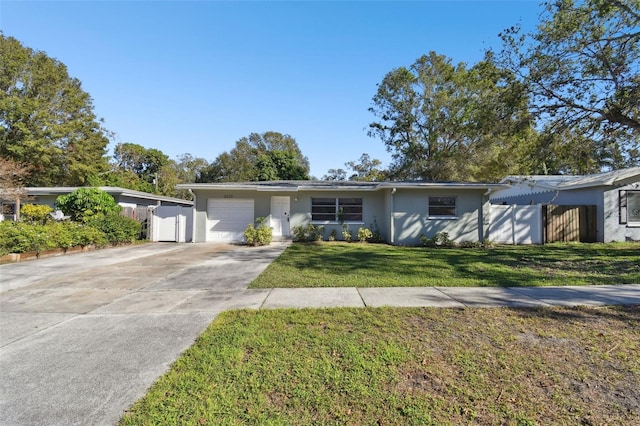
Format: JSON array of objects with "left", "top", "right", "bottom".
[
  {"left": 174, "top": 153, "right": 209, "bottom": 184},
  {"left": 345, "top": 153, "right": 386, "bottom": 181},
  {"left": 368, "top": 51, "right": 532, "bottom": 181},
  {"left": 322, "top": 168, "right": 347, "bottom": 181},
  {"left": 498, "top": 0, "right": 640, "bottom": 170},
  {"left": 256, "top": 150, "right": 309, "bottom": 181},
  {"left": 112, "top": 142, "right": 169, "bottom": 186},
  {"left": 99, "top": 142, "right": 175, "bottom": 194},
  {"left": 0, "top": 157, "right": 30, "bottom": 220},
  {"left": 55, "top": 187, "right": 121, "bottom": 223},
  {"left": 0, "top": 35, "right": 110, "bottom": 186},
  {"left": 197, "top": 132, "right": 310, "bottom": 182},
  {"left": 322, "top": 154, "right": 387, "bottom": 181}
]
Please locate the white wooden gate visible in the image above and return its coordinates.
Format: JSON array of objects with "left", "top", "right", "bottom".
[
  {"left": 151, "top": 206, "right": 192, "bottom": 242},
  {"left": 488, "top": 204, "right": 543, "bottom": 244}
]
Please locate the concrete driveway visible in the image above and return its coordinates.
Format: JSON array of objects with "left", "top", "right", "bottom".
[{"left": 0, "top": 242, "right": 288, "bottom": 426}]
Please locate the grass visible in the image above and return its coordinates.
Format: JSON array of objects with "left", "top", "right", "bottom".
[
  {"left": 249, "top": 242, "right": 640, "bottom": 288},
  {"left": 120, "top": 306, "right": 640, "bottom": 425}
]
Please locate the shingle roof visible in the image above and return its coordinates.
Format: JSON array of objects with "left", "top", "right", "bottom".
[
  {"left": 177, "top": 180, "right": 507, "bottom": 191},
  {"left": 500, "top": 167, "right": 640, "bottom": 190}
]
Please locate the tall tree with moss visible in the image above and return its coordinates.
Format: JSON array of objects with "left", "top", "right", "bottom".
[
  {"left": 197, "top": 131, "right": 310, "bottom": 182},
  {"left": 0, "top": 35, "right": 110, "bottom": 186},
  {"left": 368, "top": 51, "right": 533, "bottom": 181},
  {"left": 498, "top": 0, "right": 640, "bottom": 172}
]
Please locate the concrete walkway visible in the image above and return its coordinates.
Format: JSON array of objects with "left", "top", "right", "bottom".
[
  {"left": 257, "top": 284, "right": 640, "bottom": 309},
  {"left": 1, "top": 242, "right": 638, "bottom": 426}
]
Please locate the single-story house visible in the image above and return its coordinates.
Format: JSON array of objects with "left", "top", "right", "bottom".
[
  {"left": 490, "top": 167, "right": 640, "bottom": 242},
  {"left": 22, "top": 186, "right": 193, "bottom": 210},
  {"left": 0, "top": 186, "right": 193, "bottom": 219},
  {"left": 176, "top": 180, "right": 507, "bottom": 245},
  {"left": 0, "top": 187, "right": 194, "bottom": 242}
]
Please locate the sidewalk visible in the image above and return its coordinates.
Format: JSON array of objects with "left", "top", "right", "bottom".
[{"left": 246, "top": 284, "right": 640, "bottom": 310}]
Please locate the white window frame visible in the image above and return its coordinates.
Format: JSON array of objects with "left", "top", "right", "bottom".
[
  {"left": 627, "top": 191, "right": 640, "bottom": 227},
  {"left": 428, "top": 196, "right": 458, "bottom": 219}
]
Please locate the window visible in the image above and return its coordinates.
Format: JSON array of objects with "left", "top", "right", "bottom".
[
  {"left": 311, "top": 197, "right": 363, "bottom": 222},
  {"left": 428, "top": 196, "right": 456, "bottom": 217},
  {"left": 628, "top": 191, "right": 640, "bottom": 225}
]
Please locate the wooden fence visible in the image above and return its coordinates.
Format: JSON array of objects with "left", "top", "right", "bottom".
[
  {"left": 121, "top": 206, "right": 152, "bottom": 240},
  {"left": 543, "top": 205, "right": 597, "bottom": 243}
]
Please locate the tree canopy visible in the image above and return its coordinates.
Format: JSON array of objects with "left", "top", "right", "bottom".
[
  {"left": 197, "top": 132, "right": 310, "bottom": 182},
  {"left": 498, "top": 0, "right": 640, "bottom": 172},
  {"left": 322, "top": 153, "right": 387, "bottom": 181},
  {"left": 368, "top": 51, "right": 532, "bottom": 182},
  {"left": 55, "top": 187, "right": 120, "bottom": 223},
  {"left": 0, "top": 34, "right": 110, "bottom": 186}
]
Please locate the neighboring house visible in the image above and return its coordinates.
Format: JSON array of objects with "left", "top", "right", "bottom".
[
  {"left": 0, "top": 187, "right": 194, "bottom": 242},
  {"left": 490, "top": 167, "right": 640, "bottom": 243},
  {"left": 177, "top": 181, "right": 507, "bottom": 245},
  {"left": 18, "top": 187, "right": 193, "bottom": 210}
]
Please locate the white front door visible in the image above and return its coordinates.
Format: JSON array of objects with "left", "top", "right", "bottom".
[{"left": 270, "top": 196, "right": 290, "bottom": 237}]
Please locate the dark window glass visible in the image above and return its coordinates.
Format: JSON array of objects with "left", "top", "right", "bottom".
[
  {"left": 628, "top": 191, "right": 640, "bottom": 224},
  {"left": 429, "top": 196, "right": 456, "bottom": 217},
  {"left": 311, "top": 197, "right": 363, "bottom": 221},
  {"left": 339, "top": 198, "right": 363, "bottom": 221}
]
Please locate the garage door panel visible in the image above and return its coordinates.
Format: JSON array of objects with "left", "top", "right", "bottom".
[{"left": 207, "top": 199, "right": 254, "bottom": 242}]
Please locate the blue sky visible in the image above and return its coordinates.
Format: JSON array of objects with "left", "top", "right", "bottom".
[{"left": 1, "top": 1, "right": 542, "bottom": 179}]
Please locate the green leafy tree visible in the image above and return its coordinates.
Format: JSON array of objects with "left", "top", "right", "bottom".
[
  {"left": 55, "top": 187, "right": 121, "bottom": 223},
  {"left": 368, "top": 51, "right": 532, "bottom": 182},
  {"left": 197, "top": 132, "right": 310, "bottom": 182},
  {"left": 256, "top": 150, "right": 309, "bottom": 181},
  {"left": 322, "top": 154, "right": 387, "bottom": 181},
  {"left": 498, "top": 0, "right": 640, "bottom": 171},
  {"left": 0, "top": 35, "right": 110, "bottom": 186},
  {"left": 345, "top": 153, "right": 387, "bottom": 181},
  {"left": 111, "top": 142, "right": 169, "bottom": 188},
  {"left": 174, "top": 153, "right": 209, "bottom": 184}
]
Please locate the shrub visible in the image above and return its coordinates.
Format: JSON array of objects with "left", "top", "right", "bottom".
[
  {"left": 244, "top": 217, "right": 273, "bottom": 246},
  {"left": 0, "top": 221, "right": 56, "bottom": 255},
  {"left": 341, "top": 224, "right": 352, "bottom": 242},
  {"left": 357, "top": 227, "right": 373, "bottom": 243},
  {"left": 87, "top": 213, "right": 141, "bottom": 244},
  {"left": 328, "top": 229, "right": 338, "bottom": 242},
  {"left": 20, "top": 204, "right": 54, "bottom": 224},
  {"left": 56, "top": 187, "right": 121, "bottom": 223},
  {"left": 420, "top": 232, "right": 456, "bottom": 248},
  {"left": 292, "top": 223, "right": 324, "bottom": 242},
  {"left": 367, "top": 218, "right": 385, "bottom": 243}
]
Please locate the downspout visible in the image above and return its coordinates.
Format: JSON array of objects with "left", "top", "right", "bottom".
[
  {"left": 482, "top": 188, "right": 493, "bottom": 242},
  {"left": 188, "top": 189, "right": 196, "bottom": 243},
  {"left": 390, "top": 187, "right": 396, "bottom": 244}
]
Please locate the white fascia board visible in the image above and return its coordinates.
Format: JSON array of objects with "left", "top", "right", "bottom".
[
  {"left": 385, "top": 183, "right": 508, "bottom": 191},
  {"left": 296, "top": 186, "right": 380, "bottom": 192}
]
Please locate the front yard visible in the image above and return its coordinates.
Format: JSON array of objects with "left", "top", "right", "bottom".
[
  {"left": 120, "top": 306, "right": 640, "bottom": 425},
  {"left": 119, "top": 242, "right": 640, "bottom": 425},
  {"left": 249, "top": 242, "right": 640, "bottom": 288}
]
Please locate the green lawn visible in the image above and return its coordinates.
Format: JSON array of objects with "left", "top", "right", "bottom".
[
  {"left": 120, "top": 306, "right": 640, "bottom": 425},
  {"left": 249, "top": 242, "right": 640, "bottom": 288}
]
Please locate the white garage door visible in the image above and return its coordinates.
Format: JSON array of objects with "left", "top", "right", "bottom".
[{"left": 207, "top": 199, "right": 254, "bottom": 242}]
